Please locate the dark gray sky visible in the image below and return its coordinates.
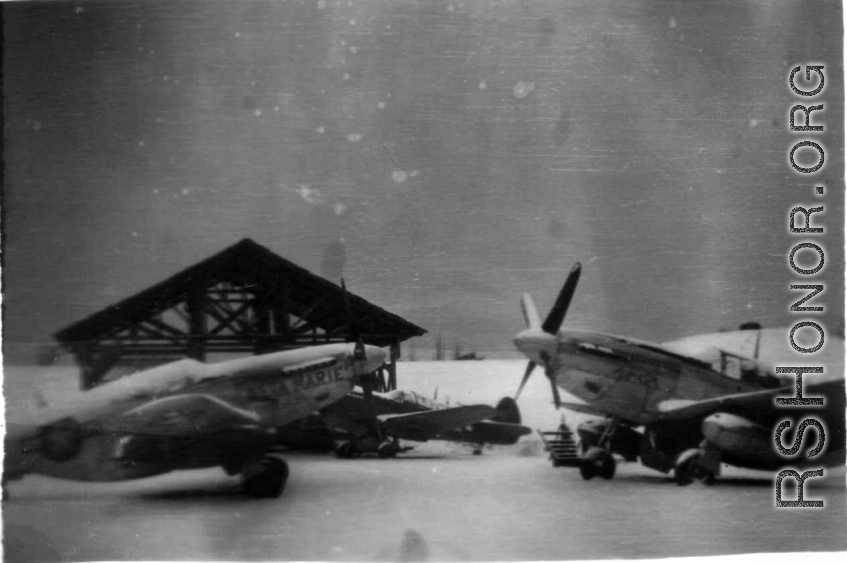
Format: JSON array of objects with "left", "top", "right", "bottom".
[{"left": 2, "top": 0, "right": 843, "bottom": 361}]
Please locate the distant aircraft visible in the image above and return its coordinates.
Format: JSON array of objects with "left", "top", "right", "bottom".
[
  {"left": 319, "top": 390, "right": 531, "bottom": 458},
  {"left": 513, "top": 263, "right": 845, "bottom": 484},
  {"left": 3, "top": 342, "right": 386, "bottom": 498}
]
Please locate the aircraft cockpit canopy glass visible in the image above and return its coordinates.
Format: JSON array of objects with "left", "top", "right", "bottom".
[{"left": 705, "top": 349, "right": 782, "bottom": 388}]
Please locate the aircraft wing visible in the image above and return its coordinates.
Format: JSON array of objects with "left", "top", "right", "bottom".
[
  {"left": 378, "top": 405, "right": 495, "bottom": 441},
  {"left": 116, "top": 393, "right": 262, "bottom": 436},
  {"left": 656, "top": 379, "right": 845, "bottom": 423},
  {"left": 558, "top": 401, "right": 610, "bottom": 418},
  {"left": 279, "top": 357, "right": 338, "bottom": 377}
]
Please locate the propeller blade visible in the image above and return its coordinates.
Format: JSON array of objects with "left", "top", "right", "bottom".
[
  {"left": 341, "top": 278, "right": 367, "bottom": 361},
  {"left": 520, "top": 294, "right": 542, "bottom": 330},
  {"left": 340, "top": 279, "right": 360, "bottom": 341},
  {"left": 341, "top": 278, "right": 382, "bottom": 442},
  {"left": 360, "top": 373, "right": 384, "bottom": 442},
  {"left": 354, "top": 339, "right": 367, "bottom": 362},
  {"left": 541, "top": 263, "right": 582, "bottom": 335},
  {"left": 515, "top": 361, "right": 536, "bottom": 401},
  {"left": 549, "top": 375, "right": 562, "bottom": 410}
]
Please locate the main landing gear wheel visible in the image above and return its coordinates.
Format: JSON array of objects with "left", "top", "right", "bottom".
[
  {"left": 579, "top": 459, "right": 597, "bottom": 480},
  {"left": 242, "top": 454, "right": 289, "bottom": 498},
  {"left": 674, "top": 449, "right": 716, "bottom": 486},
  {"left": 336, "top": 441, "right": 357, "bottom": 459},
  {"left": 579, "top": 453, "right": 616, "bottom": 480},
  {"left": 597, "top": 454, "right": 616, "bottom": 480},
  {"left": 377, "top": 441, "right": 399, "bottom": 458},
  {"left": 579, "top": 447, "right": 616, "bottom": 481}
]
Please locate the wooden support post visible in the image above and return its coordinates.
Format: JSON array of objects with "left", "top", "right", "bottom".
[
  {"left": 253, "top": 286, "right": 272, "bottom": 355},
  {"left": 274, "top": 278, "right": 291, "bottom": 347},
  {"left": 75, "top": 344, "right": 120, "bottom": 390},
  {"left": 186, "top": 290, "right": 207, "bottom": 361},
  {"left": 388, "top": 339, "right": 400, "bottom": 391},
  {"left": 74, "top": 344, "right": 96, "bottom": 390}
]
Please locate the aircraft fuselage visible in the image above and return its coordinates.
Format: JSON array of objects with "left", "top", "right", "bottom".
[
  {"left": 551, "top": 329, "right": 762, "bottom": 426},
  {"left": 5, "top": 343, "right": 379, "bottom": 483}
]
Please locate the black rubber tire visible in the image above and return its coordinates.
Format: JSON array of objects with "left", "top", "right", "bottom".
[
  {"left": 579, "top": 460, "right": 597, "bottom": 481},
  {"left": 378, "top": 442, "right": 398, "bottom": 459},
  {"left": 336, "top": 442, "right": 355, "bottom": 459},
  {"left": 674, "top": 459, "right": 695, "bottom": 486},
  {"left": 243, "top": 457, "right": 288, "bottom": 498},
  {"left": 598, "top": 455, "right": 616, "bottom": 480}
]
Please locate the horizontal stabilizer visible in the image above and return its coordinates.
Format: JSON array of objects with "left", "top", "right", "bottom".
[
  {"left": 471, "top": 420, "right": 532, "bottom": 438},
  {"left": 379, "top": 405, "right": 494, "bottom": 441}
]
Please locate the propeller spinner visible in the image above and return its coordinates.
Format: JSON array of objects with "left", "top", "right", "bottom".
[{"left": 513, "top": 263, "right": 582, "bottom": 409}]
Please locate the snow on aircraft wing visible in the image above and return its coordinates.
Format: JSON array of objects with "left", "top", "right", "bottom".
[
  {"left": 378, "top": 405, "right": 495, "bottom": 441},
  {"left": 655, "top": 379, "right": 845, "bottom": 422},
  {"left": 279, "top": 357, "right": 339, "bottom": 377},
  {"left": 116, "top": 394, "right": 262, "bottom": 436}
]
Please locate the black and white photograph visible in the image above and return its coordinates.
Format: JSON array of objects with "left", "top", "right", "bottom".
[{"left": 2, "top": 0, "right": 845, "bottom": 561}]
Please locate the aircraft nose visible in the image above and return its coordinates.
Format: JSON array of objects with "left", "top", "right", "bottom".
[
  {"left": 513, "top": 329, "right": 528, "bottom": 351},
  {"left": 363, "top": 345, "right": 388, "bottom": 374},
  {"left": 513, "top": 329, "right": 555, "bottom": 364}
]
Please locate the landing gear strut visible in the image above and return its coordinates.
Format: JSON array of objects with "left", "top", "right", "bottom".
[
  {"left": 579, "top": 418, "right": 621, "bottom": 481},
  {"left": 579, "top": 447, "right": 616, "bottom": 480}
]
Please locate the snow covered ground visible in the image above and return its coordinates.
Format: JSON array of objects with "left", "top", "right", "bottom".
[{"left": 3, "top": 453, "right": 845, "bottom": 561}]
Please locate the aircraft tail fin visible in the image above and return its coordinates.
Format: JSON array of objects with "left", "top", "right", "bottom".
[
  {"left": 491, "top": 396, "right": 522, "bottom": 425},
  {"left": 520, "top": 293, "right": 541, "bottom": 330}
]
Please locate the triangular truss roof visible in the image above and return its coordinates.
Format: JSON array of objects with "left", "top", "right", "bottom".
[{"left": 54, "top": 238, "right": 427, "bottom": 350}]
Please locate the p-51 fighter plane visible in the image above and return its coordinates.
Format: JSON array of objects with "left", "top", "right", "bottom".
[
  {"left": 3, "top": 342, "right": 386, "bottom": 498},
  {"left": 514, "top": 263, "right": 845, "bottom": 485},
  {"left": 320, "top": 391, "right": 531, "bottom": 458}
]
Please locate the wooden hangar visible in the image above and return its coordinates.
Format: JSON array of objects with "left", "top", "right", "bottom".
[{"left": 54, "top": 238, "right": 426, "bottom": 390}]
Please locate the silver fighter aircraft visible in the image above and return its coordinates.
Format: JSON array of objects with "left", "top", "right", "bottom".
[
  {"left": 513, "top": 264, "right": 844, "bottom": 485},
  {"left": 4, "top": 342, "right": 386, "bottom": 498}
]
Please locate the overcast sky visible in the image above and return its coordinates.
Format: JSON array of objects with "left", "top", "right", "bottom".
[{"left": 2, "top": 0, "right": 843, "bottom": 362}]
